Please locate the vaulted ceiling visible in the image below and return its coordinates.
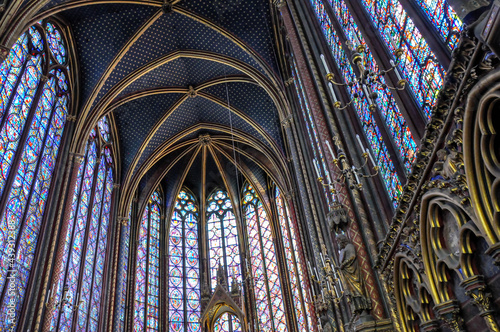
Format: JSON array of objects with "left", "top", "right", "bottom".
[{"left": 30, "top": 0, "right": 293, "bottom": 215}]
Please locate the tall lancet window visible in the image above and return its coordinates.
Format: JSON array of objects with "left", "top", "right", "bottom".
[
  {"left": 0, "top": 21, "right": 70, "bottom": 330},
  {"left": 168, "top": 190, "right": 201, "bottom": 332},
  {"left": 242, "top": 184, "right": 287, "bottom": 331},
  {"left": 50, "top": 116, "right": 115, "bottom": 331},
  {"left": 275, "top": 187, "right": 312, "bottom": 332},
  {"left": 115, "top": 206, "right": 132, "bottom": 331},
  {"left": 291, "top": 59, "right": 331, "bottom": 207},
  {"left": 207, "top": 190, "right": 241, "bottom": 332},
  {"left": 134, "top": 190, "right": 161, "bottom": 331},
  {"left": 309, "top": 0, "right": 402, "bottom": 204}
]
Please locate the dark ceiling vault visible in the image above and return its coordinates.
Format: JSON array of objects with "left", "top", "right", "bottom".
[{"left": 30, "top": 0, "right": 291, "bottom": 216}]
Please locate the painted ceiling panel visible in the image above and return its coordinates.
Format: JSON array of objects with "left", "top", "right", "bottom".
[
  {"left": 95, "top": 10, "right": 266, "bottom": 104},
  {"left": 60, "top": 4, "right": 157, "bottom": 106},
  {"left": 202, "top": 82, "right": 284, "bottom": 149},
  {"left": 113, "top": 92, "right": 185, "bottom": 175},
  {"left": 117, "top": 58, "right": 242, "bottom": 99},
  {"left": 133, "top": 96, "right": 273, "bottom": 178},
  {"left": 178, "top": 0, "right": 279, "bottom": 74},
  {"left": 32, "top": 0, "right": 288, "bottom": 199}
]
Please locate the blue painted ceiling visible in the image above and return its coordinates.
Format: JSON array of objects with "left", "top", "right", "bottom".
[{"left": 38, "top": 0, "right": 288, "bottom": 199}]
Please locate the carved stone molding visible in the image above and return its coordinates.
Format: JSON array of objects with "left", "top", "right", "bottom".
[
  {"left": 420, "top": 319, "right": 440, "bottom": 332},
  {"left": 434, "top": 300, "right": 465, "bottom": 332},
  {"left": 460, "top": 275, "right": 500, "bottom": 331},
  {"left": 377, "top": 29, "right": 483, "bottom": 269}
]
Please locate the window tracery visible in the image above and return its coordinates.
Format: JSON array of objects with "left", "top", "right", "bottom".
[
  {"left": 291, "top": 59, "right": 332, "bottom": 207},
  {"left": 207, "top": 190, "right": 241, "bottom": 332},
  {"left": 242, "top": 184, "right": 287, "bottom": 331},
  {"left": 0, "top": 20, "right": 70, "bottom": 330},
  {"left": 50, "top": 116, "right": 115, "bottom": 331},
  {"left": 309, "top": 0, "right": 403, "bottom": 204},
  {"left": 134, "top": 190, "right": 161, "bottom": 331},
  {"left": 275, "top": 187, "right": 313, "bottom": 331},
  {"left": 168, "top": 190, "right": 201, "bottom": 332}
]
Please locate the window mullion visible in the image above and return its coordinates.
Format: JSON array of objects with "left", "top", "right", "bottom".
[
  {"left": 144, "top": 203, "right": 151, "bottom": 330},
  {"left": 84, "top": 164, "right": 109, "bottom": 331},
  {"left": 0, "top": 73, "right": 50, "bottom": 221},
  {"left": 319, "top": 0, "right": 409, "bottom": 182},
  {"left": 0, "top": 89, "right": 59, "bottom": 304},
  {"left": 254, "top": 203, "right": 278, "bottom": 332},
  {"left": 69, "top": 155, "right": 102, "bottom": 332},
  {"left": 282, "top": 203, "right": 310, "bottom": 330},
  {"left": 182, "top": 211, "right": 187, "bottom": 332},
  {"left": 54, "top": 145, "right": 91, "bottom": 332}
]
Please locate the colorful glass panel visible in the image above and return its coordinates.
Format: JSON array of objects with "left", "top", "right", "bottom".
[
  {"left": 275, "top": 187, "right": 312, "bottom": 332},
  {"left": 134, "top": 206, "right": 149, "bottom": 331},
  {"left": 358, "top": 0, "right": 445, "bottom": 120},
  {"left": 207, "top": 190, "right": 241, "bottom": 292},
  {"left": 49, "top": 115, "right": 114, "bottom": 331},
  {"left": 291, "top": 61, "right": 331, "bottom": 206},
  {"left": 324, "top": 0, "right": 417, "bottom": 172},
  {"left": 309, "top": 0, "right": 403, "bottom": 204},
  {"left": 134, "top": 191, "right": 161, "bottom": 332},
  {"left": 46, "top": 22, "right": 67, "bottom": 64},
  {"left": 97, "top": 116, "right": 110, "bottom": 142},
  {"left": 413, "top": 0, "right": 462, "bottom": 50},
  {"left": 242, "top": 184, "right": 288, "bottom": 331},
  {"left": 0, "top": 64, "right": 68, "bottom": 329},
  {"left": 0, "top": 53, "right": 43, "bottom": 197},
  {"left": 116, "top": 207, "right": 131, "bottom": 331},
  {"left": 168, "top": 190, "right": 200, "bottom": 332},
  {"left": 54, "top": 139, "right": 97, "bottom": 331}
]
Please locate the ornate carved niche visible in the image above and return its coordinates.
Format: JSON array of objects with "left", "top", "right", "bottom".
[
  {"left": 420, "top": 194, "right": 469, "bottom": 331},
  {"left": 393, "top": 256, "right": 439, "bottom": 332},
  {"left": 463, "top": 75, "right": 500, "bottom": 263},
  {"left": 419, "top": 193, "right": 500, "bottom": 331}
]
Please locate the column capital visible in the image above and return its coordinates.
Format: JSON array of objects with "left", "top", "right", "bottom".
[{"left": 70, "top": 152, "right": 85, "bottom": 164}]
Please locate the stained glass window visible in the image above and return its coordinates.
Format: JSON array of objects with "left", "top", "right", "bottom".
[
  {"left": 275, "top": 187, "right": 313, "bottom": 332},
  {"left": 357, "top": 0, "right": 446, "bottom": 119},
  {"left": 115, "top": 206, "right": 132, "bottom": 331},
  {"left": 50, "top": 117, "right": 115, "bottom": 331},
  {"left": 413, "top": 0, "right": 462, "bottom": 50},
  {"left": 242, "top": 184, "right": 288, "bottom": 331},
  {"left": 134, "top": 190, "right": 161, "bottom": 331},
  {"left": 309, "top": 0, "right": 403, "bottom": 204},
  {"left": 214, "top": 313, "right": 241, "bottom": 332},
  {"left": 323, "top": 0, "right": 418, "bottom": 172},
  {"left": 168, "top": 190, "right": 201, "bottom": 332},
  {"left": 207, "top": 190, "right": 241, "bottom": 332},
  {"left": 0, "top": 21, "right": 70, "bottom": 330},
  {"left": 291, "top": 59, "right": 332, "bottom": 207}
]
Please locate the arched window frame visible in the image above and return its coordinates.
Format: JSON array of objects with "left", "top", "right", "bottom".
[
  {"left": 206, "top": 189, "right": 242, "bottom": 332},
  {"left": 114, "top": 204, "right": 132, "bottom": 331},
  {"left": 167, "top": 188, "right": 201, "bottom": 332},
  {"left": 241, "top": 183, "right": 288, "bottom": 331},
  {"left": 50, "top": 115, "right": 117, "bottom": 332},
  {"left": 273, "top": 185, "right": 314, "bottom": 332},
  {"left": 206, "top": 189, "right": 242, "bottom": 291},
  {"left": 0, "top": 18, "right": 75, "bottom": 330},
  {"left": 133, "top": 188, "right": 162, "bottom": 332}
]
